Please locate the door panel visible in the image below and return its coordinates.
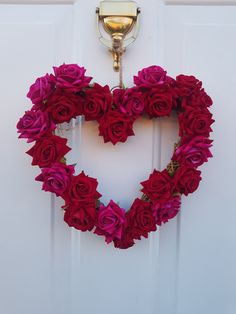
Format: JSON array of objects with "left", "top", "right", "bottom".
[
  {"left": 0, "top": 4, "right": 74, "bottom": 314},
  {"left": 163, "top": 5, "right": 236, "bottom": 314}
]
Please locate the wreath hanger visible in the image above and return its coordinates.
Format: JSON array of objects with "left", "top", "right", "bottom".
[{"left": 96, "top": 0, "right": 141, "bottom": 86}]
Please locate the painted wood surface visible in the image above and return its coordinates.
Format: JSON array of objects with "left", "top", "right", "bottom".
[{"left": 0, "top": 1, "right": 235, "bottom": 314}]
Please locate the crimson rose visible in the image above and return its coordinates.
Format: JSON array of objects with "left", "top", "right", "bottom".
[
  {"left": 141, "top": 169, "right": 173, "bottom": 202},
  {"left": 98, "top": 109, "right": 134, "bottom": 145},
  {"left": 64, "top": 202, "right": 97, "bottom": 232},
  {"left": 175, "top": 74, "right": 202, "bottom": 97},
  {"left": 45, "top": 91, "right": 81, "bottom": 123},
  {"left": 82, "top": 83, "right": 112, "bottom": 121},
  {"left": 174, "top": 166, "right": 202, "bottom": 196},
  {"left": 188, "top": 89, "right": 213, "bottom": 108},
  {"left": 113, "top": 228, "right": 135, "bottom": 249},
  {"left": 66, "top": 171, "right": 101, "bottom": 203},
  {"left": 26, "top": 135, "right": 70, "bottom": 167},
  {"left": 127, "top": 198, "right": 156, "bottom": 239},
  {"left": 178, "top": 107, "right": 214, "bottom": 137},
  {"left": 145, "top": 87, "right": 174, "bottom": 117},
  {"left": 181, "top": 89, "right": 213, "bottom": 111}
]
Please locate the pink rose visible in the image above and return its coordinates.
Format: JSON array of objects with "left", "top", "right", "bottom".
[
  {"left": 27, "top": 74, "right": 55, "bottom": 107},
  {"left": 173, "top": 136, "right": 213, "bottom": 168},
  {"left": 53, "top": 63, "right": 92, "bottom": 92},
  {"left": 152, "top": 196, "right": 181, "bottom": 226},
  {"left": 94, "top": 200, "right": 126, "bottom": 244},
  {"left": 134, "top": 65, "right": 171, "bottom": 89},
  {"left": 113, "top": 87, "right": 145, "bottom": 117},
  {"left": 35, "top": 163, "right": 74, "bottom": 196},
  {"left": 17, "top": 109, "right": 56, "bottom": 143}
]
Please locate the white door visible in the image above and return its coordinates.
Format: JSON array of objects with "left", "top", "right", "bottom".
[{"left": 1, "top": 1, "right": 235, "bottom": 314}]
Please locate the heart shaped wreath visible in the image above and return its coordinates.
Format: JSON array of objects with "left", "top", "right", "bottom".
[{"left": 17, "top": 64, "right": 214, "bottom": 249}]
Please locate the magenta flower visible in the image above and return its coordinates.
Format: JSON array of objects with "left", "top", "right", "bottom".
[
  {"left": 27, "top": 73, "right": 55, "bottom": 107},
  {"left": 35, "top": 163, "right": 75, "bottom": 197},
  {"left": 94, "top": 200, "right": 126, "bottom": 243},
  {"left": 53, "top": 63, "right": 92, "bottom": 92},
  {"left": 113, "top": 87, "right": 145, "bottom": 117},
  {"left": 173, "top": 136, "right": 213, "bottom": 168},
  {"left": 134, "top": 65, "right": 171, "bottom": 89},
  {"left": 152, "top": 196, "right": 181, "bottom": 226},
  {"left": 17, "top": 109, "right": 56, "bottom": 143}
]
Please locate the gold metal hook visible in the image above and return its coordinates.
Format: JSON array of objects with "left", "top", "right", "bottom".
[{"left": 96, "top": 1, "right": 140, "bottom": 72}]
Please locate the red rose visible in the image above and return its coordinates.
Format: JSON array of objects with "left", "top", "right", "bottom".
[
  {"left": 141, "top": 169, "right": 173, "bottom": 203},
  {"left": 174, "top": 166, "right": 201, "bottom": 196},
  {"left": 26, "top": 135, "right": 71, "bottom": 167},
  {"left": 53, "top": 63, "right": 92, "bottom": 92},
  {"left": 98, "top": 109, "right": 135, "bottom": 145},
  {"left": 145, "top": 87, "right": 174, "bottom": 118},
  {"left": 113, "top": 229, "right": 135, "bottom": 249},
  {"left": 64, "top": 202, "right": 97, "bottom": 232},
  {"left": 94, "top": 200, "right": 126, "bottom": 244},
  {"left": 180, "top": 90, "right": 213, "bottom": 112},
  {"left": 152, "top": 196, "right": 181, "bottom": 226},
  {"left": 195, "top": 89, "right": 213, "bottom": 107},
  {"left": 82, "top": 83, "right": 112, "bottom": 121},
  {"left": 66, "top": 171, "right": 101, "bottom": 203},
  {"left": 126, "top": 198, "right": 156, "bottom": 239},
  {"left": 178, "top": 107, "right": 214, "bottom": 137},
  {"left": 113, "top": 87, "right": 145, "bottom": 117},
  {"left": 175, "top": 74, "right": 202, "bottom": 97},
  {"left": 46, "top": 91, "right": 81, "bottom": 123},
  {"left": 185, "top": 88, "right": 213, "bottom": 109}
]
